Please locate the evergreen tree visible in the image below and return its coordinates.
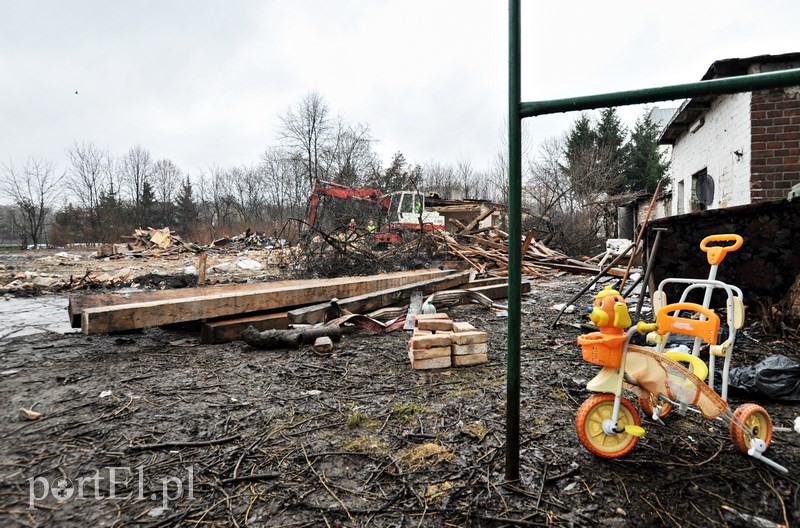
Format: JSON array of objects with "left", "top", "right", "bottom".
[
  {"left": 595, "top": 108, "right": 628, "bottom": 193},
  {"left": 564, "top": 113, "right": 596, "bottom": 164},
  {"left": 140, "top": 179, "right": 155, "bottom": 226},
  {"left": 175, "top": 176, "right": 198, "bottom": 231},
  {"left": 368, "top": 152, "right": 422, "bottom": 193},
  {"left": 625, "top": 112, "right": 669, "bottom": 194}
]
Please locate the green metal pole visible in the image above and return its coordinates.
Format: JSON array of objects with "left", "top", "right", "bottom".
[
  {"left": 505, "top": 0, "right": 521, "bottom": 483},
  {"left": 520, "top": 68, "right": 800, "bottom": 117}
]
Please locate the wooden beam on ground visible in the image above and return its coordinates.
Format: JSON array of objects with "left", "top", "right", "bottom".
[
  {"left": 287, "top": 271, "right": 472, "bottom": 325},
  {"left": 201, "top": 312, "right": 288, "bottom": 344},
  {"left": 467, "top": 281, "right": 531, "bottom": 300},
  {"left": 80, "top": 269, "right": 456, "bottom": 334},
  {"left": 464, "top": 277, "right": 509, "bottom": 289}
]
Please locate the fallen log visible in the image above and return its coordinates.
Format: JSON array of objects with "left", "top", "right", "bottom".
[
  {"left": 200, "top": 311, "right": 289, "bottom": 344},
  {"left": 241, "top": 325, "right": 342, "bottom": 350}
]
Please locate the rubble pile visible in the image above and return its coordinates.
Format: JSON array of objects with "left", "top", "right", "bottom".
[{"left": 433, "top": 228, "right": 625, "bottom": 279}]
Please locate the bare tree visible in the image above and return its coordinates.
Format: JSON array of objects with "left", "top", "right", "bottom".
[
  {"left": 456, "top": 157, "right": 475, "bottom": 200},
  {"left": 65, "top": 142, "right": 110, "bottom": 227},
  {"left": 198, "top": 166, "right": 236, "bottom": 231},
  {"left": 323, "top": 119, "right": 379, "bottom": 187},
  {"left": 260, "top": 147, "right": 306, "bottom": 225},
  {"left": 422, "top": 161, "right": 457, "bottom": 198},
  {"left": 120, "top": 145, "right": 153, "bottom": 225},
  {"left": 229, "top": 164, "right": 267, "bottom": 224},
  {"left": 0, "top": 158, "right": 65, "bottom": 247},
  {"left": 279, "top": 91, "right": 332, "bottom": 188},
  {"left": 151, "top": 158, "right": 183, "bottom": 226},
  {"left": 525, "top": 136, "right": 621, "bottom": 254}
]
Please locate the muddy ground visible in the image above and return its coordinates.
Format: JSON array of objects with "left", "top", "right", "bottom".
[{"left": 0, "top": 250, "right": 799, "bottom": 527}]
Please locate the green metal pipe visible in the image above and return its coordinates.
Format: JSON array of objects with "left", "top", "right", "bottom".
[
  {"left": 520, "top": 68, "right": 800, "bottom": 117},
  {"left": 505, "top": 0, "right": 522, "bottom": 483}
]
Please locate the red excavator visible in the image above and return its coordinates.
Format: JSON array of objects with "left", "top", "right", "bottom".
[{"left": 307, "top": 179, "right": 445, "bottom": 243}]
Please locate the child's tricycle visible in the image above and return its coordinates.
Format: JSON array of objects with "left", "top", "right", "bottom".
[{"left": 574, "top": 284, "right": 787, "bottom": 474}]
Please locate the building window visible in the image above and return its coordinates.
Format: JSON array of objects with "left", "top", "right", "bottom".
[{"left": 691, "top": 168, "right": 714, "bottom": 212}]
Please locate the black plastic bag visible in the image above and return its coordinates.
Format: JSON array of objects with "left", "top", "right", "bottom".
[{"left": 728, "top": 354, "right": 800, "bottom": 402}]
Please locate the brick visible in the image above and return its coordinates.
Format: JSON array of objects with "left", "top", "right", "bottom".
[
  {"left": 414, "top": 313, "right": 450, "bottom": 321},
  {"left": 408, "top": 333, "right": 451, "bottom": 350},
  {"left": 453, "top": 353, "right": 488, "bottom": 367},
  {"left": 312, "top": 336, "right": 334, "bottom": 353},
  {"left": 450, "top": 331, "right": 488, "bottom": 345},
  {"left": 417, "top": 319, "right": 453, "bottom": 332},
  {"left": 409, "top": 346, "right": 451, "bottom": 360},
  {"left": 451, "top": 321, "right": 476, "bottom": 333},
  {"left": 451, "top": 342, "right": 489, "bottom": 356},
  {"left": 410, "top": 355, "right": 451, "bottom": 370}
]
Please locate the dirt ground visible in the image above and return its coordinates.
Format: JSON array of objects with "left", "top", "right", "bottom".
[{"left": 1, "top": 249, "right": 799, "bottom": 527}]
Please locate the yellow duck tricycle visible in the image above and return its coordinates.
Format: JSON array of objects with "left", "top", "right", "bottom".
[{"left": 574, "top": 284, "right": 787, "bottom": 474}]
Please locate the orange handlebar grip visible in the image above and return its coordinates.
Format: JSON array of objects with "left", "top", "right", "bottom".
[{"left": 699, "top": 234, "right": 743, "bottom": 265}]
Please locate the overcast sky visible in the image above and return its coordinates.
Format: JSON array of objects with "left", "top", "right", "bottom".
[{"left": 1, "top": 1, "right": 799, "bottom": 183}]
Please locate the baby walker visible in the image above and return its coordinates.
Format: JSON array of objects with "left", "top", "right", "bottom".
[{"left": 574, "top": 235, "right": 787, "bottom": 473}]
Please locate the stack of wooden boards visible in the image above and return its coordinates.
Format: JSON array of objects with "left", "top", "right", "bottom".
[
  {"left": 408, "top": 314, "right": 489, "bottom": 370},
  {"left": 68, "top": 268, "right": 522, "bottom": 343}
]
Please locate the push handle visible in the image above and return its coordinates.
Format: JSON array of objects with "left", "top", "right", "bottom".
[{"left": 699, "top": 234, "right": 743, "bottom": 266}]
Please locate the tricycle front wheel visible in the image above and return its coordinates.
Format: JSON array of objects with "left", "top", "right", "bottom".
[
  {"left": 576, "top": 394, "right": 641, "bottom": 458},
  {"left": 730, "top": 403, "right": 772, "bottom": 453}
]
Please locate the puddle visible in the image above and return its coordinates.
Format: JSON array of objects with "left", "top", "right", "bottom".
[{"left": 0, "top": 295, "right": 78, "bottom": 339}]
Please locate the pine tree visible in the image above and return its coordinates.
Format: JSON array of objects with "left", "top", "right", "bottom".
[
  {"left": 564, "top": 113, "right": 596, "bottom": 165},
  {"left": 625, "top": 112, "right": 669, "bottom": 194},
  {"left": 175, "top": 176, "right": 198, "bottom": 231},
  {"left": 140, "top": 179, "right": 155, "bottom": 226},
  {"left": 595, "top": 108, "right": 628, "bottom": 194}
]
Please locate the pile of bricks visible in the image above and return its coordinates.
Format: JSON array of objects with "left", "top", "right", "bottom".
[{"left": 407, "top": 314, "right": 489, "bottom": 370}]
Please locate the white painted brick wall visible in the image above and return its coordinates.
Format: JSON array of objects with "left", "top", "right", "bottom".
[{"left": 669, "top": 92, "right": 752, "bottom": 214}]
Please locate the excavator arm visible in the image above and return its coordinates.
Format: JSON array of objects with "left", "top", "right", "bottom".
[{"left": 307, "top": 179, "right": 389, "bottom": 226}]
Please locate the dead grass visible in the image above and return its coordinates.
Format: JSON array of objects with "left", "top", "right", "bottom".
[{"left": 397, "top": 442, "right": 455, "bottom": 471}]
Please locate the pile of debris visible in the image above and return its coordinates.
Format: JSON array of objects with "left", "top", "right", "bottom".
[
  {"left": 97, "top": 227, "right": 206, "bottom": 258},
  {"left": 216, "top": 229, "right": 288, "bottom": 249},
  {"left": 434, "top": 228, "right": 625, "bottom": 278}
]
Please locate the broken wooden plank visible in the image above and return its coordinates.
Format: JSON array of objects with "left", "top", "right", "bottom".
[
  {"left": 81, "top": 269, "right": 458, "bottom": 334},
  {"left": 287, "top": 271, "right": 472, "bottom": 325},
  {"left": 458, "top": 206, "right": 496, "bottom": 235},
  {"left": 520, "top": 230, "right": 535, "bottom": 256}
]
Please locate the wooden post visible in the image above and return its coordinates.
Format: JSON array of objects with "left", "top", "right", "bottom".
[{"left": 198, "top": 251, "right": 208, "bottom": 287}]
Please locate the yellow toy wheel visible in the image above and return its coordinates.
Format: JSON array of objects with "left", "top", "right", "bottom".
[
  {"left": 576, "top": 394, "right": 641, "bottom": 458},
  {"left": 730, "top": 403, "right": 772, "bottom": 453},
  {"left": 639, "top": 392, "right": 673, "bottom": 419}
]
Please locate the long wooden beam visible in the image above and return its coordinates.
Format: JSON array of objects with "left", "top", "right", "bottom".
[
  {"left": 80, "top": 269, "right": 456, "bottom": 334},
  {"left": 69, "top": 268, "right": 454, "bottom": 328},
  {"left": 286, "top": 271, "right": 472, "bottom": 325}
]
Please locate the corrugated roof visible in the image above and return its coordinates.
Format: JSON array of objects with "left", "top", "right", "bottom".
[{"left": 659, "top": 52, "right": 800, "bottom": 144}]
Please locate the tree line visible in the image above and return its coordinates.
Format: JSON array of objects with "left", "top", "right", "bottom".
[{"left": 0, "top": 93, "right": 667, "bottom": 254}]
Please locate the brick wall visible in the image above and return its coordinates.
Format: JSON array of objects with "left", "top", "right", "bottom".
[{"left": 750, "top": 87, "right": 800, "bottom": 202}]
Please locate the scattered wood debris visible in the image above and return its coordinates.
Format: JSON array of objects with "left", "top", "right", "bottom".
[{"left": 433, "top": 228, "right": 626, "bottom": 278}]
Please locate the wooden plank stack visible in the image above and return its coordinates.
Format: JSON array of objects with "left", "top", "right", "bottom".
[{"left": 407, "top": 314, "right": 489, "bottom": 370}]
